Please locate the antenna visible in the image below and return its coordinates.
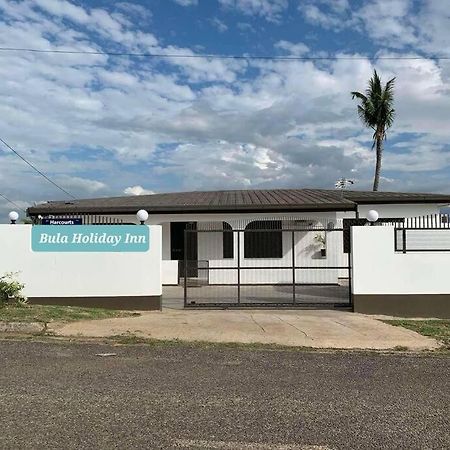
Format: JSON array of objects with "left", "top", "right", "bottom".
[{"left": 335, "top": 178, "right": 355, "bottom": 189}]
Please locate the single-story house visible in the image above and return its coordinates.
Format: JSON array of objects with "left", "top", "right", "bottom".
[{"left": 27, "top": 189, "right": 450, "bottom": 299}]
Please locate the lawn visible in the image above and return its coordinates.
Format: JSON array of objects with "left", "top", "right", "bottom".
[
  {"left": 384, "top": 319, "right": 450, "bottom": 350},
  {"left": 0, "top": 304, "right": 137, "bottom": 324}
]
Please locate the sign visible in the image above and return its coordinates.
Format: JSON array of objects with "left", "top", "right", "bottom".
[
  {"left": 42, "top": 218, "right": 83, "bottom": 225},
  {"left": 31, "top": 225, "right": 149, "bottom": 252}
]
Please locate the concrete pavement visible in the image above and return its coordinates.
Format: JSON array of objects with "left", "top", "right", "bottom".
[{"left": 52, "top": 308, "right": 439, "bottom": 350}]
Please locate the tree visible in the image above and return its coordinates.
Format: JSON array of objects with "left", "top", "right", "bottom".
[{"left": 351, "top": 70, "right": 395, "bottom": 191}]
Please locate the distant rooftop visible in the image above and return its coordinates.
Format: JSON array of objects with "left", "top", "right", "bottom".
[{"left": 27, "top": 188, "right": 450, "bottom": 216}]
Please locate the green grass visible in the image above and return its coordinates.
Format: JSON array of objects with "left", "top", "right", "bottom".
[
  {"left": 0, "top": 304, "right": 138, "bottom": 324},
  {"left": 384, "top": 320, "right": 450, "bottom": 350}
]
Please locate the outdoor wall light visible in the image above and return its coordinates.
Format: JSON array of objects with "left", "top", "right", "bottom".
[
  {"left": 136, "top": 209, "right": 149, "bottom": 225},
  {"left": 366, "top": 209, "right": 379, "bottom": 225},
  {"left": 8, "top": 211, "right": 19, "bottom": 224}
]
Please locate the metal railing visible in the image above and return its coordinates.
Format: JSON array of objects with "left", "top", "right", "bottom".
[{"left": 395, "top": 228, "right": 450, "bottom": 253}]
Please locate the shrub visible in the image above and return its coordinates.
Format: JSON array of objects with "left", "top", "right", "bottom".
[{"left": 0, "top": 272, "right": 28, "bottom": 307}]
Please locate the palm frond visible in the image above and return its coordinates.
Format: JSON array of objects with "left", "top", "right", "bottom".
[{"left": 351, "top": 91, "right": 367, "bottom": 101}]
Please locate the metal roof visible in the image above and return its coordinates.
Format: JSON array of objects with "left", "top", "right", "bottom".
[{"left": 27, "top": 188, "right": 450, "bottom": 216}]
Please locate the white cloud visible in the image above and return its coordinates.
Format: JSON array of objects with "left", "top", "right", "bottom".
[
  {"left": 219, "top": 0, "right": 288, "bottom": 23},
  {"left": 299, "top": 0, "right": 449, "bottom": 56},
  {"left": 55, "top": 176, "right": 107, "bottom": 194},
  {"left": 275, "top": 40, "right": 309, "bottom": 56},
  {"left": 300, "top": 0, "right": 353, "bottom": 30},
  {"left": 124, "top": 186, "right": 155, "bottom": 196},
  {"left": 209, "top": 17, "right": 228, "bottom": 33},
  {"left": 172, "top": 0, "right": 198, "bottom": 6},
  {"left": 355, "top": 0, "right": 417, "bottom": 47},
  {"left": 33, "top": 0, "right": 90, "bottom": 24}
]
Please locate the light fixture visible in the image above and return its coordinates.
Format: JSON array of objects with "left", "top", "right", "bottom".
[
  {"left": 136, "top": 209, "right": 149, "bottom": 225},
  {"left": 366, "top": 209, "right": 379, "bottom": 225},
  {"left": 8, "top": 211, "right": 19, "bottom": 224}
]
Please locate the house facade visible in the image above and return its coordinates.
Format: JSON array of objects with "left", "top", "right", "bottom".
[{"left": 27, "top": 189, "right": 450, "bottom": 299}]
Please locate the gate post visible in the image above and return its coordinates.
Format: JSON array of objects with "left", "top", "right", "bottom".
[
  {"left": 183, "top": 229, "right": 188, "bottom": 307},
  {"left": 237, "top": 230, "right": 241, "bottom": 304},
  {"left": 292, "top": 231, "right": 296, "bottom": 304},
  {"left": 348, "top": 226, "right": 353, "bottom": 310}
]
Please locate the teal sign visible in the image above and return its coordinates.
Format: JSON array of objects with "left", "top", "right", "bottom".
[{"left": 32, "top": 225, "right": 149, "bottom": 252}]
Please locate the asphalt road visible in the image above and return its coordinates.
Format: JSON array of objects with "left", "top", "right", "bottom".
[{"left": 0, "top": 340, "right": 449, "bottom": 450}]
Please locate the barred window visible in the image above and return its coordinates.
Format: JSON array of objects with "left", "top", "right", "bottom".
[
  {"left": 223, "top": 222, "right": 234, "bottom": 259},
  {"left": 244, "top": 220, "right": 282, "bottom": 258}
]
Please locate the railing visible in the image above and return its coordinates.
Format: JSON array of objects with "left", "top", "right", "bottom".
[
  {"left": 34, "top": 214, "right": 124, "bottom": 225},
  {"left": 395, "top": 213, "right": 450, "bottom": 229},
  {"left": 394, "top": 214, "right": 450, "bottom": 252},
  {"left": 395, "top": 228, "right": 450, "bottom": 252}
]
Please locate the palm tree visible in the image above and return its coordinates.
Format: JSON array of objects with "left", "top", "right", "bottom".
[{"left": 351, "top": 70, "right": 395, "bottom": 191}]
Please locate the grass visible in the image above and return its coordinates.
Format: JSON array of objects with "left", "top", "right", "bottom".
[
  {"left": 0, "top": 304, "right": 138, "bottom": 324},
  {"left": 384, "top": 319, "right": 450, "bottom": 350},
  {"left": 0, "top": 333, "right": 444, "bottom": 356}
]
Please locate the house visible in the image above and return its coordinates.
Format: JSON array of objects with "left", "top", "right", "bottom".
[{"left": 27, "top": 188, "right": 450, "bottom": 303}]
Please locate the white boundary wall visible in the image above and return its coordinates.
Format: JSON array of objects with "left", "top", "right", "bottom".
[
  {"left": 0, "top": 225, "right": 162, "bottom": 298},
  {"left": 351, "top": 226, "right": 450, "bottom": 295}
]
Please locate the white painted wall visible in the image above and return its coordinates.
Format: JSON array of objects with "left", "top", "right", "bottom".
[
  {"left": 161, "top": 260, "right": 178, "bottom": 285},
  {"left": 0, "top": 225, "right": 162, "bottom": 298},
  {"left": 352, "top": 226, "right": 450, "bottom": 295},
  {"left": 357, "top": 203, "right": 441, "bottom": 218}
]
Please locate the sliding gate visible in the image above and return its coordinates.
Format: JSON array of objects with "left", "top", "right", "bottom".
[{"left": 182, "top": 223, "right": 352, "bottom": 308}]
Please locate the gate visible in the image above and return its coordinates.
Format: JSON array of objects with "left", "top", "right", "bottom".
[{"left": 182, "top": 220, "right": 352, "bottom": 308}]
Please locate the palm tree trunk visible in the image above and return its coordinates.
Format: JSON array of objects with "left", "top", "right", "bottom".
[{"left": 372, "top": 130, "right": 383, "bottom": 191}]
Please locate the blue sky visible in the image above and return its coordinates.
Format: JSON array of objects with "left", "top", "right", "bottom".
[{"left": 0, "top": 0, "right": 449, "bottom": 219}]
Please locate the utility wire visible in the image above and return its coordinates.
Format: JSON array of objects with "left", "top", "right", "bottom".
[
  {"left": 0, "top": 137, "right": 76, "bottom": 199},
  {"left": 0, "top": 192, "right": 27, "bottom": 213},
  {"left": 0, "top": 47, "right": 448, "bottom": 61}
]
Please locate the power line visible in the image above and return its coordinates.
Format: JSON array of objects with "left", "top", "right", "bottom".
[
  {"left": 0, "top": 192, "right": 27, "bottom": 213},
  {"left": 0, "top": 137, "right": 76, "bottom": 199},
  {"left": 0, "top": 46, "right": 448, "bottom": 61}
]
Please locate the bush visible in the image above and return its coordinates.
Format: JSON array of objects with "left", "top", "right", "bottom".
[{"left": 0, "top": 272, "right": 28, "bottom": 307}]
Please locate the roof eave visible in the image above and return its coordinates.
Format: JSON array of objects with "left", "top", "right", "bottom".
[{"left": 28, "top": 203, "right": 356, "bottom": 216}]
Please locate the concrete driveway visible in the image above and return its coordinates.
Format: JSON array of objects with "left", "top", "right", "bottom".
[{"left": 52, "top": 308, "right": 439, "bottom": 350}]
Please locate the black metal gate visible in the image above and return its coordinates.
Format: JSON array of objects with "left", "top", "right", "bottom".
[{"left": 182, "top": 222, "right": 352, "bottom": 308}]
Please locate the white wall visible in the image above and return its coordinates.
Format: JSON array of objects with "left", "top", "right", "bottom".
[
  {"left": 357, "top": 203, "right": 441, "bottom": 218},
  {"left": 162, "top": 260, "right": 178, "bottom": 285},
  {"left": 352, "top": 226, "right": 450, "bottom": 295},
  {"left": 0, "top": 225, "right": 162, "bottom": 298}
]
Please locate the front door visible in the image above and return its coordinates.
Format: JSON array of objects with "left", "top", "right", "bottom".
[{"left": 170, "top": 222, "right": 198, "bottom": 277}]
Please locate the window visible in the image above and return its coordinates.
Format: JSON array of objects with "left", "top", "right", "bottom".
[
  {"left": 244, "top": 220, "right": 282, "bottom": 258},
  {"left": 222, "top": 222, "right": 234, "bottom": 259}
]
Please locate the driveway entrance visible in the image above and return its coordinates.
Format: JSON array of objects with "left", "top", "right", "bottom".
[
  {"left": 181, "top": 223, "right": 352, "bottom": 308},
  {"left": 54, "top": 306, "right": 439, "bottom": 350}
]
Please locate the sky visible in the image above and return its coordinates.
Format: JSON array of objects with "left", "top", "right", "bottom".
[{"left": 0, "top": 0, "right": 450, "bottom": 220}]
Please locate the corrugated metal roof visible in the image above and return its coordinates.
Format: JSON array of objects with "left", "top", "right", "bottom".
[{"left": 27, "top": 188, "right": 450, "bottom": 216}]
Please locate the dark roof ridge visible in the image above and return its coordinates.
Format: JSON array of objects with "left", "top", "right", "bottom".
[{"left": 27, "top": 187, "right": 450, "bottom": 216}]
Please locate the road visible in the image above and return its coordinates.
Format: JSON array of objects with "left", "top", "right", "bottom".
[{"left": 0, "top": 340, "right": 448, "bottom": 449}]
